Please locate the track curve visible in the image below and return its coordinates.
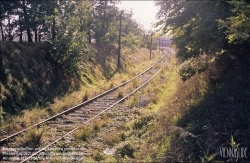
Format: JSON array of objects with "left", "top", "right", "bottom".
[{"left": 0, "top": 53, "right": 169, "bottom": 162}]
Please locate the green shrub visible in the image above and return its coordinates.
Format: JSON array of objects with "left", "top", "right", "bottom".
[
  {"left": 73, "top": 125, "right": 92, "bottom": 141},
  {"left": 117, "top": 89, "right": 124, "bottom": 98},
  {"left": 25, "top": 128, "right": 44, "bottom": 146},
  {"left": 93, "top": 152, "right": 104, "bottom": 161},
  {"left": 116, "top": 143, "right": 135, "bottom": 158},
  {"left": 120, "top": 133, "right": 126, "bottom": 141},
  {"left": 133, "top": 115, "right": 154, "bottom": 130}
]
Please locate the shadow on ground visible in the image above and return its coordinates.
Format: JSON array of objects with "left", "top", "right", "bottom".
[{"left": 164, "top": 55, "right": 250, "bottom": 162}]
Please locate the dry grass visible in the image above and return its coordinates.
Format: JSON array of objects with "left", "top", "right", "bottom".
[
  {"left": 100, "top": 113, "right": 112, "bottom": 127},
  {"left": 73, "top": 125, "right": 92, "bottom": 141},
  {"left": 82, "top": 91, "right": 90, "bottom": 102},
  {"left": 25, "top": 128, "right": 44, "bottom": 146},
  {"left": 1, "top": 42, "right": 161, "bottom": 148},
  {"left": 116, "top": 88, "right": 124, "bottom": 98},
  {"left": 92, "top": 118, "right": 102, "bottom": 132},
  {"left": 126, "top": 94, "right": 139, "bottom": 108},
  {"left": 15, "top": 127, "right": 45, "bottom": 147},
  {"left": 102, "top": 131, "right": 121, "bottom": 146},
  {"left": 134, "top": 52, "right": 250, "bottom": 162}
]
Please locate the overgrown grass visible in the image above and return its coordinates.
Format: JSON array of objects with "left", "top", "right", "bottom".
[
  {"left": 116, "top": 88, "right": 124, "bottom": 99},
  {"left": 115, "top": 143, "right": 135, "bottom": 159},
  {"left": 134, "top": 54, "right": 250, "bottom": 162},
  {"left": 1, "top": 40, "right": 161, "bottom": 134},
  {"left": 1, "top": 41, "right": 82, "bottom": 114},
  {"left": 15, "top": 127, "right": 45, "bottom": 147},
  {"left": 73, "top": 125, "right": 92, "bottom": 141},
  {"left": 128, "top": 95, "right": 139, "bottom": 108},
  {"left": 25, "top": 128, "right": 44, "bottom": 146},
  {"left": 102, "top": 131, "right": 122, "bottom": 146}
]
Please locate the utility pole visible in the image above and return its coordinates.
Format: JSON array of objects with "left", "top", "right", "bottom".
[
  {"left": 163, "top": 40, "right": 167, "bottom": 52},
  {"left": 158, "top": 37, "right": 160, "bottom": 53},
  {"left": 118, "top": 11, "right": 122, "bottom": 70},
  {"left": 161, "top": 40, "right": 163, "bottom": 52},
  {"left": 150, "top": 33, "right": 153, "bottom": 60}
]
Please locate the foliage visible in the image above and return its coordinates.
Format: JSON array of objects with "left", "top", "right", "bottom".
[
  {"left": 0, "top": 0, "right": 59, "bottom": 42},
  {"left": 0, "top": 106, "right": 5, "bottom": 127},
  {"left": 93, "top": 0, "right": 119, "bottom": 44},
  {"left": 116, "top": 143, "right": 135, "bottom": 158},
  {"left": 1, "top": 0, "right": 151, "bottom": 73},
  {"left": 47, "top": 1, "right": 95, "bottom": 72},
  {"left": 117, "top": 89, "right": 124, "bottom": 98},
  {"left": 93, "top": 152, "right": 104, "bottom": 161},
  {"left": 133, "top": 53, "right": 250, "bottom": 162},
  {"left": 155, "top": 1, "right": 250, "bottom": 80},
  {"left": 133, "top": 115, "right": 154, "bottom": 130},
  {"left": 73, "top": 125, "right": 92, "bottom": 141},
  {"left": 25, "top": 128, "right": 44, "bottom": 146},
  {"left": 218, "top": 1, "right": 250, "bottom": 44},
  {"left": 156, "top": 1, "right": 230, "bottom": 61},
  {"left": 179, "top": 55, "right": 209, "bottom": 81},
  {"left": 122, "top": 32, "right": 141, "bottom": 51}
]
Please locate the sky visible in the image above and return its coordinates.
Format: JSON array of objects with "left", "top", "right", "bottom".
[{"left": 117, "top": 1, "right": 159, "bottom": 31}]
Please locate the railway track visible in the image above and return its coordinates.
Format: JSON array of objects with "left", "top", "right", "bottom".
[{"left": 0, "top": 52, "right": 169, "bottom": 162}]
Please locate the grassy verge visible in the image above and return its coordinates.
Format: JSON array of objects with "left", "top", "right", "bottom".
[
  {"left": 65, "top": 54, "right": 177, "bottom": 162},
  {"left": 130, "top": 54, "right": 250, "bottom": 162},
  {"left": 0, "top": 41, "right": 161, "bottom": 138},
  {"left": 78, "top": 52, "right": 249, "bottom": 162}
]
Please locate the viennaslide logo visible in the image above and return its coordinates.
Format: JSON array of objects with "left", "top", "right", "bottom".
[
  {"left": 219, "top": 136, "right": 248, "bottom": 162},
  {"left": 219, "top": 147, "right": 248, "bottom": 162}
]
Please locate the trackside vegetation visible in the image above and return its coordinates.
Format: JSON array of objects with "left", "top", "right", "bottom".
[
  {"left": 70, "top": 1, "right": 249, "bottom": 162},
  {"left": 0, "top": 0, "right": 158, "bottom": 121},
  {"left": 1, "top": 0, "right": 249, "bottom": 162}
]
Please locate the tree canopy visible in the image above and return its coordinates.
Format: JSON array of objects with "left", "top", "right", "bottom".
[
  {"left": 1, "top": 0, "right": 153, "bottom": 72},
  {"left": 156, "top": 0, "right": 250, "bottom": 80}
]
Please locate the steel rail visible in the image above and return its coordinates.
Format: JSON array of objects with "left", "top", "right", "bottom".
[
  {"left": 0, "top": 54, "right": 166, "bottom": 145},
  {"left": 20, "top": 54, "right": 169, "bottom": 163}
]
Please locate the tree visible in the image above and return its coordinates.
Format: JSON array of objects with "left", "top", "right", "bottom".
[
  {"left": 218, "top": 1, "right": 250, "bottom": 44},
  {"left": 157, "top": 1, "right": 232, "bottom": 61},
  {"left": 49, "top": 0, "right": 95, "bottom": 73},
  {"left": 155, "top": 1, "right": 234, "bottom": 80},
  {"left": 0, "top": 1, "right": 20, "bottom": 41},
  {"left": 21, "top": 0, "right": 32, "bottom": 42},
  {"left": 92, "top": 0, "right": 119, "bottom": 44}
]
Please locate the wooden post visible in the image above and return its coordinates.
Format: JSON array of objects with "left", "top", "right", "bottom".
[
  {"left": 161, "top": 40, "right": 163, "bottom": 52},
  {"left": 158, "top": 37, "right": 160, "bottom": 52},
  {"left": 118, "top": 11, "right": 122, "bottom": 70},
  {"left": 150, "top": 33, "right": 152, "bottom": 60}
]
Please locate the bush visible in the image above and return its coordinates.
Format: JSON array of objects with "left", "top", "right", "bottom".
[
  {"left": 82, "top": 92, "right": 89, "bottom": 102},
  {"left": 133, "top": 115, "right": 154, "bottom": 130},
  {"left": 116, "top": 143, "right": 135, "bottom": 158},
  {"left": 73, "top": 125, "right": 92, "bottom": 141},
  {"left": 120, "top": 133, "right": 126, "bottom": 141},
  {"left": 117, "top": 89, "right": 124, "bottom": 98},
  {"left": 93, "top": 152, "right": 104, "bottom": 161},
  {"left": 25, "top": 128, "right": 44, "bottom": 146},
  {"left": 0, "top": 106, "right": 5, "bottom": 127}
]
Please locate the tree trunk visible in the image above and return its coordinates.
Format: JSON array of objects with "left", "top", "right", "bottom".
[
  {"left": 34, "top": 26, "right": 37, "bottom": 42},
  {"left": 0, "top": 20, "right": 4, "bottom": 42},
  {"left": 38, "top": 34, "right": 41, "bottom": 42},
  {"left": 23, "top": 0, "right": 32, "bottom": 42},
  {"left": 8, "top": 14, "right": 13, "bottom": 41},
  {"left": 118, "top": 11, "right": 122, "bottom": 70},
  {"left": 19, "top": 31, "right": 23, "bottom": 42},
  {"left": 103, "top": 1, "right": 108, "bottom": 29},
  {"left": 26, "top": 26, "right": 32, "bottom": 42},
  {"left": 150, "top": 33, "right": 152, "bottom": 60},
  {"left": 19, "top": 15, "right": 22, "bottom": 42},
  {"left": 88, "top": 30, "right": 91, "bottom": 43},
  {"left": 52, "top": 17, "right": 56, "bottom": 40}
]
